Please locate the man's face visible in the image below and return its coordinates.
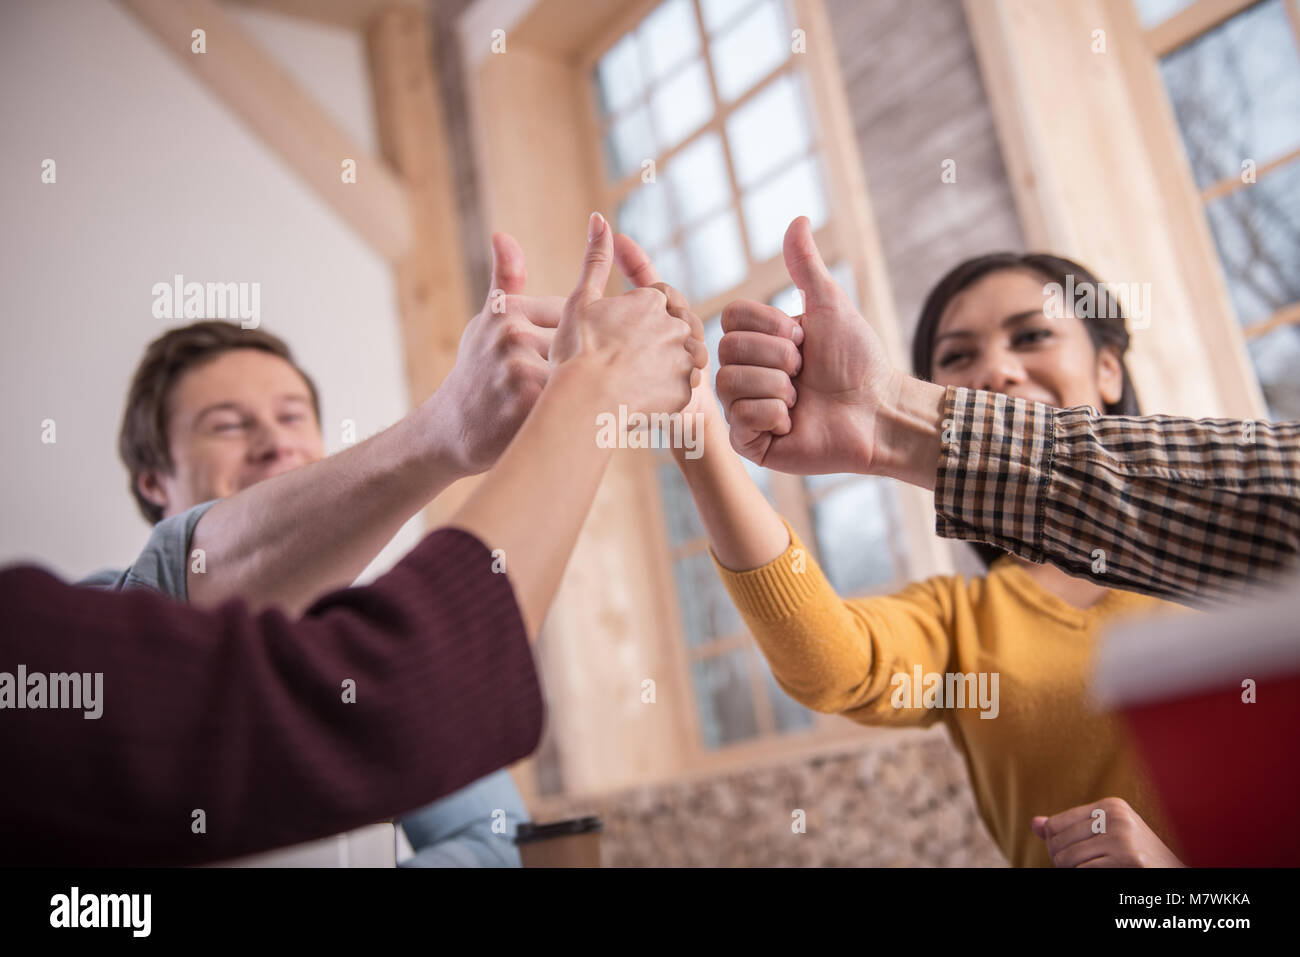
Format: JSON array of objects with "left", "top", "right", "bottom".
[{"left": 139, "top": 349, "right": 325, "bottom": 518}]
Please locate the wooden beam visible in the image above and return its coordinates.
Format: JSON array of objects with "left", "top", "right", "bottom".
[
  {"left": 223, "top": 0, "right": 425, "bottom": 32},
  {"left": 117, "top": 0, "right": 414, "bottom": 261},
  {"left": 1146, "top": 0, "right": 1260, "bottom": 56},
  {"left": 366, "top": 3, "right": 475, "bottom": 469}
]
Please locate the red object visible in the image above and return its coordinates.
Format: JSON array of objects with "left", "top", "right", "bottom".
[{"left": 1123, "top": 672, "right": 1300, "bottom": 866}]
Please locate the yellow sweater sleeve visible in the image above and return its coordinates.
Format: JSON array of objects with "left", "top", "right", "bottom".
[{"left": 711, "top": 520, "right": 957, "bottom": 728}]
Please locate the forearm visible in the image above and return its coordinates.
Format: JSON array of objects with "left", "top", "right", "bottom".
[
  {"left": 447, "top": 359, "right": 617, "bottom": 636},
  {"left": 188, "top": 401, "right": 463, "bottom": 615},
  {"left": 672, "top": 397, "right": 790, "bottom": 571},
  {"left": 0, "top": 527, "right": 541, "bottom": 866},
  {"left": 869, "top": 373, "right": 946, "bottom": 490},
  {"left": 931, "top": 387, "right": 1300, "bottom": 605}
]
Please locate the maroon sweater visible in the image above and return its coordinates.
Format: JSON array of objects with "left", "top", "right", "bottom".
[{"left": 0, "top": 527, "right": 544, "bottom": 866}]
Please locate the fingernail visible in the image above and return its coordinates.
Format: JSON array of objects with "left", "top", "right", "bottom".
[
  {"left": 792, "top": 324, "right": 804, "bottom": 346},
  {"left": 588, "top": 211, "right": 606, "bottom": 241}
]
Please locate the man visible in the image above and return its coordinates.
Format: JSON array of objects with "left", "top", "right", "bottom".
[
  {"left": 2, "top": 211, "right": 705, "bottom": 865},
  {"left": 83, "top": 234, "right": 557, "bottom": 865}
]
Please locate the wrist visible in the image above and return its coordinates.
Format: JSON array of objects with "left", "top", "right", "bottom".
[
  {"left": 671, "top": 392, "right": 723, "bottom": 469},
  {"left": 869, "top": 373, "right": 946, "bottom": 490},
  {"left": 412, "top": 389, "right": 475, "bottom": 481},
  {"left": 547, "top": 355, "right": 622, "bottom": 421}
]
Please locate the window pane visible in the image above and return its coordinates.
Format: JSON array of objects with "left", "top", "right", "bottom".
[
  {"left": 769, "top": 283, "right": 803, "bottom": 317},
  {"left": 666, "top": 132, "right": 731, "bottom": 227},
  {"left": 701, "top": 0, "right": 759, "bottom": 33},
  {"left": 804, "top": 471, "right": 851, "bottom": 494},
  {"left": 739, "top": 456, "right": 777, "bottom": 505},
  {"left": 650, "top": 243, "right": 691, "bottom": 299},
  {"left": 1246, "top": 322, "right": 1300, "bottom": 421},
  {"left": 726, "top": 74, "right": 811, "bottom": 187},
  {"left": 705, "top": 314, "right": 725, "bottom": 391},
  {"left": 759, "top": 653, "right": 816, "bottom": 733},
  {"left": 1132, "top": 0, "right": 1196, "bottom": 28},
  {"left": 770, "top": 261, "right": 856, "bottom": 317},
  {"left": 618, "top": 181, "right": 672, "bottom": 253},
  {"left": 650, "top": 58, "right": 713, "bottom": 151},
  {"left": 605, "top": 105, "right": 656, "bottom": 179},
  {"left": 684, "top": 208, "right": 747, "bottom": 299},
  {"left": 674, "top": 551, "right": 744, "bottom": 648},
  {"left": 742, "top": 155, "right": 827, "bottom": 261},
  {"left": 658, "top": 463, "right": 706, "bottom": 547},
  {"left": 811, "top": 477, "right": 902, "bottom": 595},
  {"left": 1159, "top": 0, "right": 1300, "bottom": 188},
  {"left": 638, "top": 0, "right": 701, "bottom": 83},
  {"left": 710, "top": 0, "right": 789, "bottom": 101},
  {"left": 595, "top": 33, "right": 645, "bottom": 117},
  {"left": 1203, "top": 159, "right": 1300, "bottom": 327},
  {"left": 692, "top": 649, "right": 759, "bottom": 748}
]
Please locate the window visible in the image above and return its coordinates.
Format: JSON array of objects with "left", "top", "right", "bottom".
[
  {"left": 1138, "top": 0, "right": 1300, "bottom": 418},
  {"left": 590, "top": 0, "right": 910, "bottom": 755}
]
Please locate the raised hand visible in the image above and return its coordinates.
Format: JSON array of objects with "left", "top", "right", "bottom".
[
  {"left": 716, "top": 216, "right": 901, "bottom": 476},
  {"left": 427, "top": 232, "right": 565, "bottom": 475},
  {"left": 552, "top": 213, "right": 706, "bottom": 416},
  {"left": 611, "top": 232, "right": 710, "bottom": 423}
]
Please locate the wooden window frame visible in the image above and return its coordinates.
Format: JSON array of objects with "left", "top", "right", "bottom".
[
  {"left": 1143, "top": 0, "right": 1300, "bottom": 345},
  {"left": 577, "top": 0, "right": 946, "bottom": 769},
  {"left": 461, "top": 0, "right": 954, "bottom": 808}
]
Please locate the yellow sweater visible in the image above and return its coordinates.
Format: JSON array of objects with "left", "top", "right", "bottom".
[{"left": 713, "top": 524, "right": 1187, "bottom": 867}]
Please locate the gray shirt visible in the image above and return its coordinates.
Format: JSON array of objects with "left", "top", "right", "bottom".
[{"left": 80, "top": 500, "right": 526, "bottom": 866}]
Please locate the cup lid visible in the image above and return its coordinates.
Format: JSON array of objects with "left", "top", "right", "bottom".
[{"left": 514, "top": 816, "right": 603, "bottom": 844}]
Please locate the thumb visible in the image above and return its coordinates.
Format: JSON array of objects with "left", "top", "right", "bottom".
[
  {"left": 782, "top": 215, "right": 835, "bottom": 306},
  {"left": 488, "top": 232, "right": 527, "bottom": 301},
  {"left": 570, "top": 212, "right": 612, "bottom": 306}
]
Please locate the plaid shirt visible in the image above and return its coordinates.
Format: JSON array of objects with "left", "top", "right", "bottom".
[{"left": 934, "top": 386, "right": 1300, "bottom": 607}]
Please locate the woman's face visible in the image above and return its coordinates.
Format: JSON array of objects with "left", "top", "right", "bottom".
[{"left": 929, "top": 268, "right": 1123, "bottom": 410}]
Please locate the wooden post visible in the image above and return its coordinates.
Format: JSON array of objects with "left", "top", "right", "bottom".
[{"left": 366, "top": 4, "right": 479, "bottom": 520}]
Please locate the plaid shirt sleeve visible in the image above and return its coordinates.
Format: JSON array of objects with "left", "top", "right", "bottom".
[{"left": 933, "top": 386, "right": 1300, "bottom": 606}]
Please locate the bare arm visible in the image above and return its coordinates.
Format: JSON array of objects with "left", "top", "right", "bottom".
[
  {"left": 449, "top": 213, "right": 706, "bottom": 635},
  {"left": 610, "top": 233, "right": 789, "bottom": 572},
  {"left": 187, "top": 234, "right": 562, "bottom": 615}
]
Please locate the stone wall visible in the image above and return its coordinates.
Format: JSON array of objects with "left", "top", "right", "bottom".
[{"left": 536, "top": 730, "right": 1006, "bottom": 867}]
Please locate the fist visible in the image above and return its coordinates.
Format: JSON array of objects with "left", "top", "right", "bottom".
[
  {"left": 552, "top": 212, "right": 707, "bottom": 417},
  {"left": 430, "top": 232, "right": 562, "bottom": 474},
  {"left": 716, "top": 216, "right": 898, "bottom": 475},
  {"left": 1031, "top": 796, "right": 1184, "bottom": 867}
]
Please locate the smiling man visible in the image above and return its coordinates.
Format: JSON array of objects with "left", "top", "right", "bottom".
[{"left": 81, "top": 234, "right": 554, "bottom": 867}]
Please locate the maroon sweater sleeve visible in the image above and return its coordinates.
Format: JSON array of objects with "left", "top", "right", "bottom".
[{"left": 0, "top": 527, "right": 543, "bottom": 866}]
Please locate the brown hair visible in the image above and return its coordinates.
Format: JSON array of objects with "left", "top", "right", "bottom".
[
  {"left": 119, "top": 321, "right": 321, "bottom": 524},
  {"left": 910, "top": 252, "right": 1141, "bottom": 568}
]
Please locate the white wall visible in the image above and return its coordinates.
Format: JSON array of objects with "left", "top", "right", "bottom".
[{"left": 0, "top": 0, "right": 424, "bottom": 582}]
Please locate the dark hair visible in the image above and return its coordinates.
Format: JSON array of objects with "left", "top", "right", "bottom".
[
  {"left": 119, "top": 321, "right": 321, "bottom": 524},
  {"left": 911, "top": 253, "right": 1141, "bottom": 568}
]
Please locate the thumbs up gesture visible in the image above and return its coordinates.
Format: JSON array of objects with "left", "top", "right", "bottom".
[
  {"left": 427, "top": 231, "right": 566, "bottom": 475},
  {"left": 552, "top": 212, "right": 707, "bottom": 417},
  {"left": 716, "top": 216, "right": 902, "bottom": 475}
]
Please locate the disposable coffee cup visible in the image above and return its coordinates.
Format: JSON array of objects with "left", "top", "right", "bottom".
[{"left": 514, "top": 816, "right": 603, "bottom": 867}]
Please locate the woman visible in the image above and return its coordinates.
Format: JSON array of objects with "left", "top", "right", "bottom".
[{"left": 617, "top": 224, "right": 1188, "bottom": 867}]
